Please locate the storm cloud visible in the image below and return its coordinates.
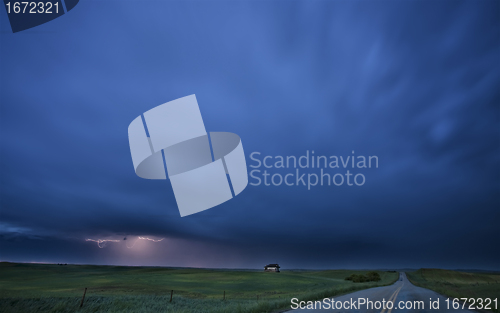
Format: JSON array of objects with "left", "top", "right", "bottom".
[{"left": 0, "top": 0, "right": 498, "bottom": 269}]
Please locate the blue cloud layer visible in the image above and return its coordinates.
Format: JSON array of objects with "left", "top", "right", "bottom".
[{"left": 0, "top": 0, "right": 498, "bottom": 269}]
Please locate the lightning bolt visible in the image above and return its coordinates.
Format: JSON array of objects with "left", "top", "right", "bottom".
[
  {"left": 125, "top": 236, "right": 165, "bottom": 248},
  {"left": 86, "top": 236, "right": 165, "bottom": 248},
  {"left": 138, "top": 236, "right": 164, "bottom": 242},
  {"left": 85, "top": 238, "right": 120, "bottom": 248}
]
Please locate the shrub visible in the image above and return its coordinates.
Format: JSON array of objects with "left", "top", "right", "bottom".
[{"left": 345, "top": 272, "right": 381, "bottom": 283}]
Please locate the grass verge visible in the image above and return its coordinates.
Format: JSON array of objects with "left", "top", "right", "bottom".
[{"left": 406, "top": 269, "right": 500, "bottom": 313}]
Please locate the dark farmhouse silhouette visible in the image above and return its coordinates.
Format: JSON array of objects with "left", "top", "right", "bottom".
[{"left": 264, "top": 264, "right": 280, "bottom": 272}]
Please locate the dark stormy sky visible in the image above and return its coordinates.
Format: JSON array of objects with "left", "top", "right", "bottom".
[{"left": 0, "top": 1, "right": 499, "bottom": 270}]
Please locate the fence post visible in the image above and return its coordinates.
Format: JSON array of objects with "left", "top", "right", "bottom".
[
  {"left": 170, "top": 290, "right": 173, "bottom": 303},
  {"left": 80, "top": 288, "right": 87, "bottom": 308}
]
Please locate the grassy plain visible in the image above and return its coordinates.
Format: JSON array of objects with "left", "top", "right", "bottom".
[
  {"left": 406, "top": 268, "right": 500, "bottom": 312},
  {"left": 0, "top": 262, "right": 398, "bottom": 313}
]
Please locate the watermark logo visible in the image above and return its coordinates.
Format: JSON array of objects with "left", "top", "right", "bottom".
[
  {"left": 3, "top": 0, "right": 79, "bottom": 33},
  {"left": 128, "top": 95, "right": 248, "bottom": 217},
  {"left": 249, "top": 151, "right": 378, "bottom": 189}
]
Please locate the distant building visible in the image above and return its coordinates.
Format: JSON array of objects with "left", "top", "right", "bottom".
[{"left": 264, "top": 264, "right": 280, "bottom": 272}]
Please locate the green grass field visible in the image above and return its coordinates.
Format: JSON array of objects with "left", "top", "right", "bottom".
[
  {"left": 406, "top": 269, "right": 500, "bottom": 313},
  {"left": 0, "top": 262, "right": 398, "bottom": 313}
]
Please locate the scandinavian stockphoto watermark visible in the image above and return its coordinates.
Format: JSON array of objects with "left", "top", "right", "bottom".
[
  {"left": 249, "top": 151, "right": 378, "bottom": 189},
  {"left": 128, "top": 95, "right": 248, "bottom": 217},
  {"left": 127, "top": 95, "right": 376, "bottom": 216}
]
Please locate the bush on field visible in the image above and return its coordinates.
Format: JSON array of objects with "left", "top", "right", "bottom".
[{"left": 345, "top": 272, "right": 381, "bottom": 283}]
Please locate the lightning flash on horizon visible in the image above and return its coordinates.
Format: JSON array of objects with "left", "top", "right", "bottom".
[
  {"left": 86, "top": 236, "right": 165, "bottom": 248},
  {"left": 85, "top": 238, "right": 120, "bottom": 248},
  {"left": 125, "top": 237, "right": 165, "bottom": 248}
]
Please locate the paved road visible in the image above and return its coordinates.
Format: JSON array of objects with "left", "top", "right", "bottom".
[{"left": 285, "top": 272, "right": 474, "bottom": 312}]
